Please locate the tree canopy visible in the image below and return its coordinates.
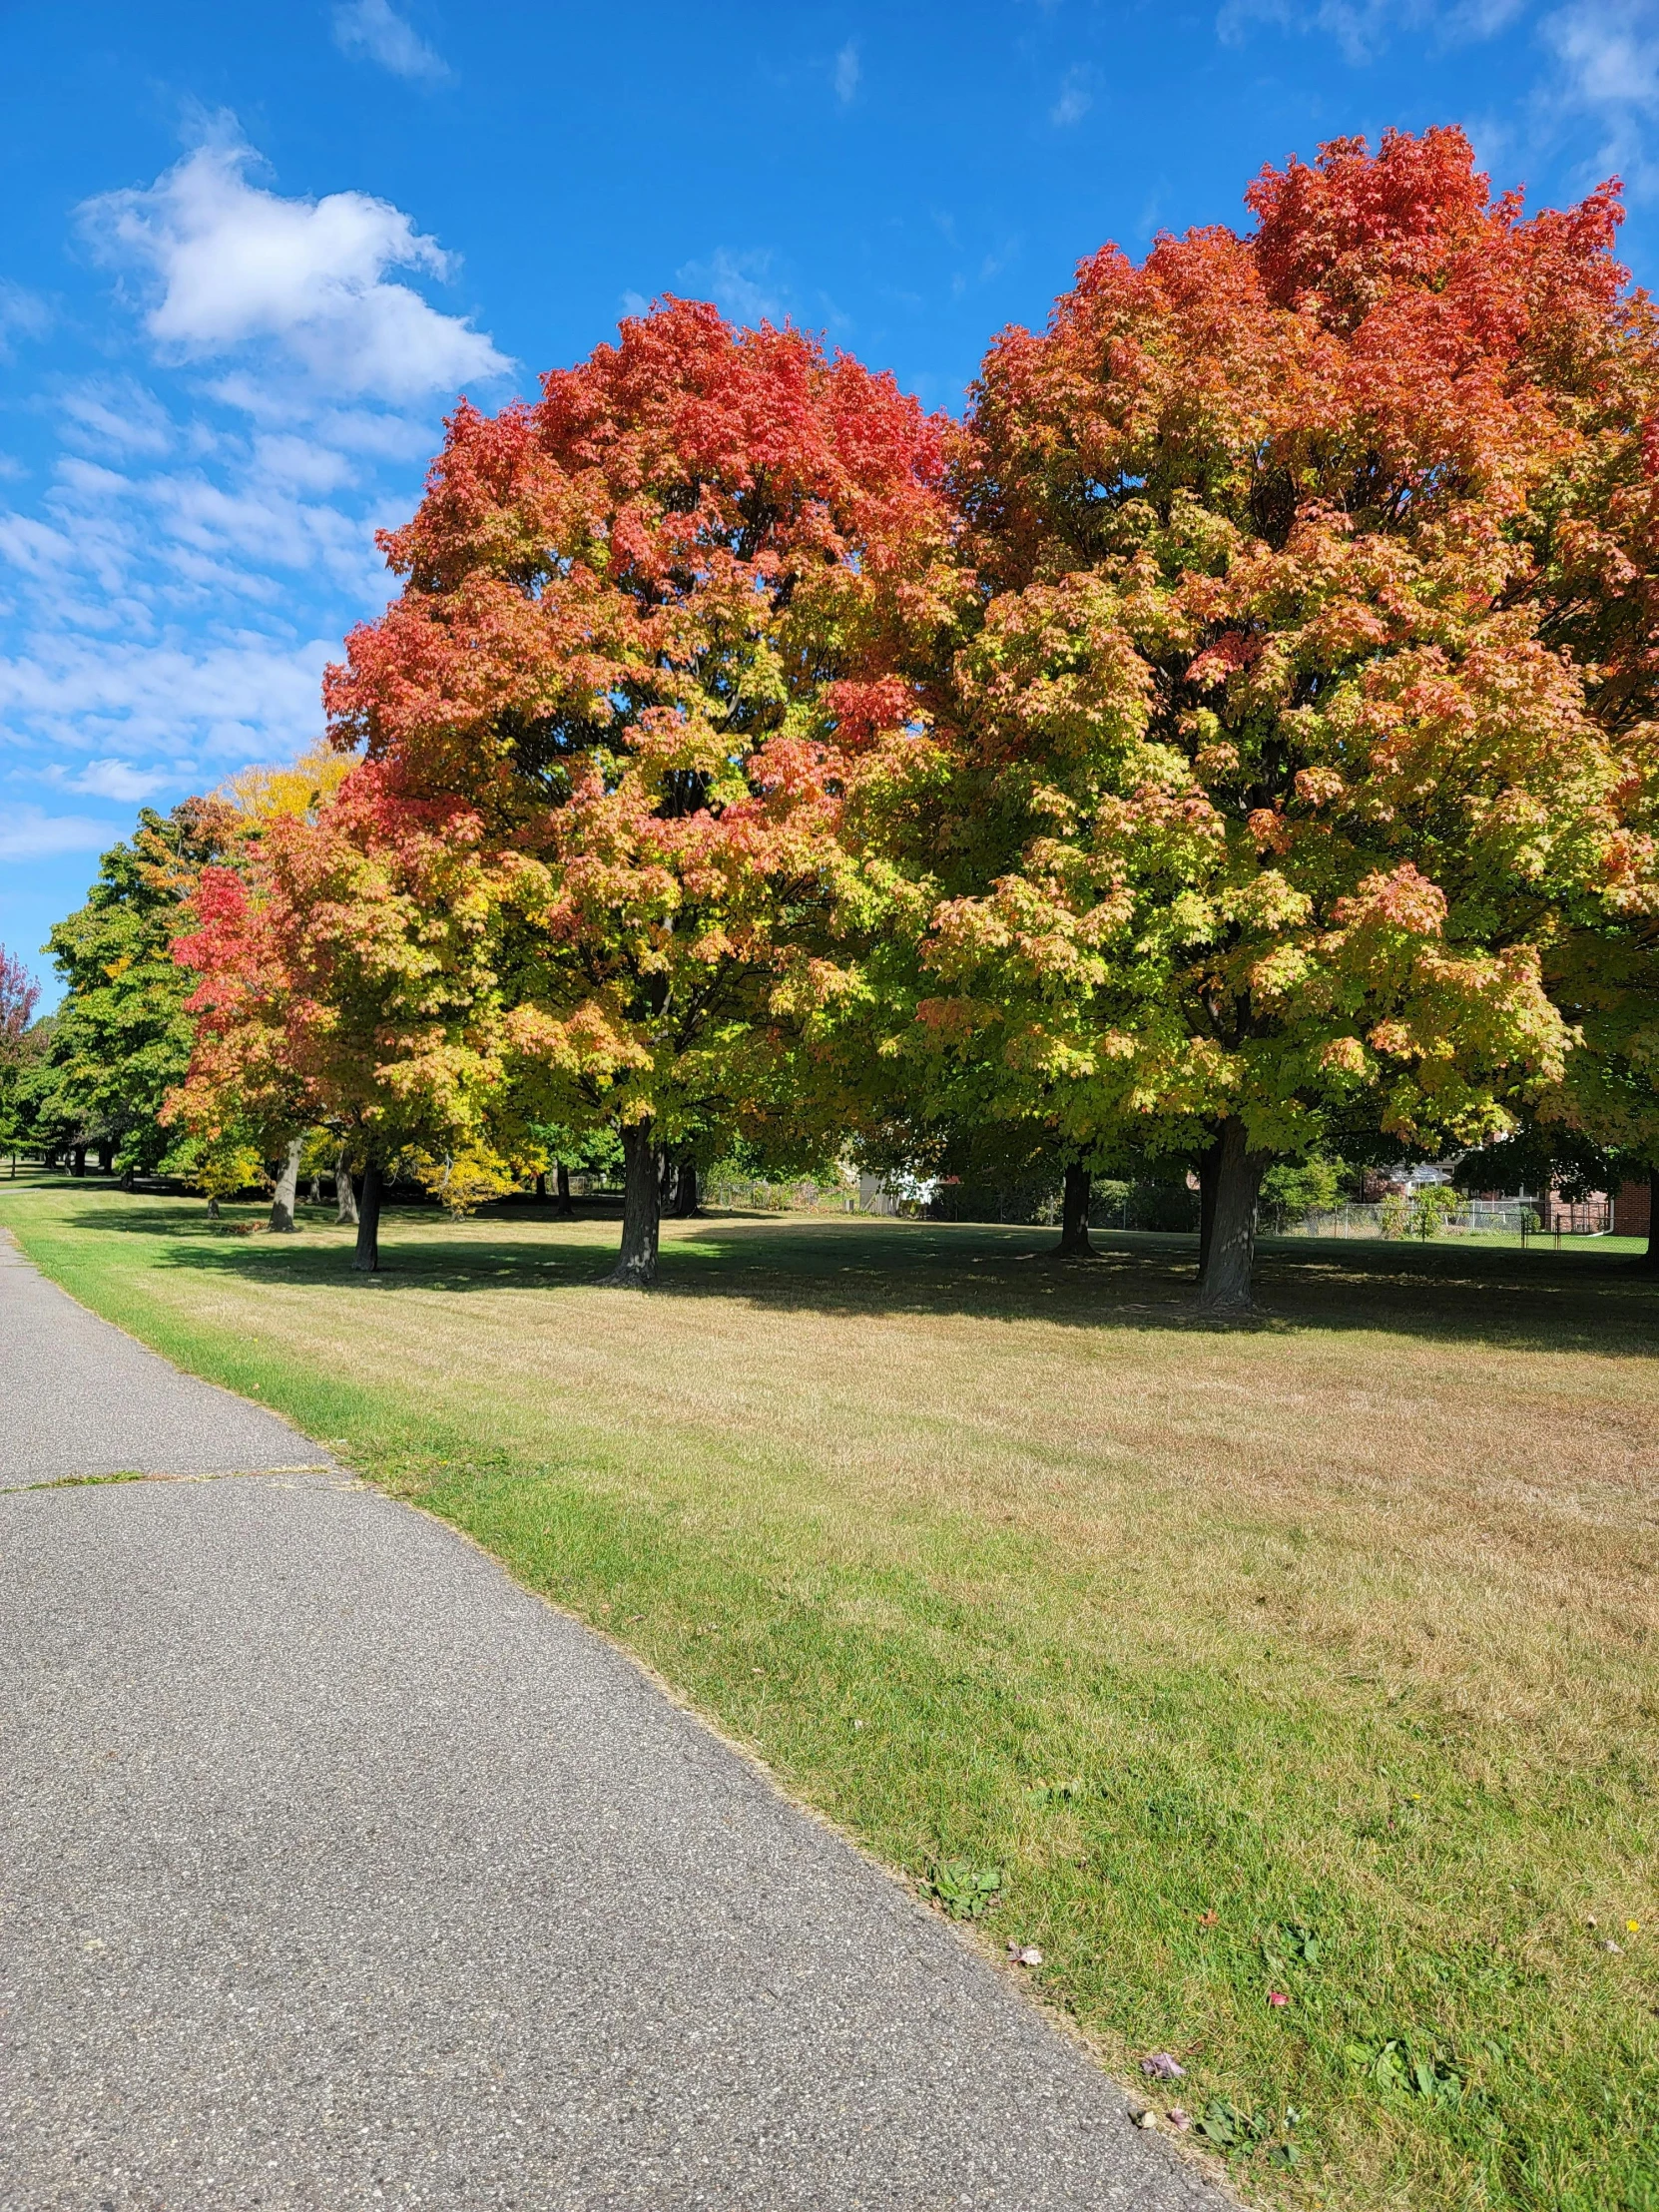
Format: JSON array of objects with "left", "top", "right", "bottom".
[
  {"left": 107, "top": 130, "right": 1659, "bottom": 1300},
  {"left": 872, "top": 126, "right": 1659, "bottom": 1304}
]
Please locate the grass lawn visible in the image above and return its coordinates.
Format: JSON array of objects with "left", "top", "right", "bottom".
[{"left": 4, "top": 1176, "right": 1657, "bottom": 2212}]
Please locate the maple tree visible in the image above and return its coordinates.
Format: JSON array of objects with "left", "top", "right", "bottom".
[
  {"left": 171, "top": 756, "right": 527, "bottom": 1267},
  {"left": 895, "top": 127, "right": 1659, "bottom": 1308},
  {"left": 322, "top": 298, "right": 950, "bottom": 1283}
]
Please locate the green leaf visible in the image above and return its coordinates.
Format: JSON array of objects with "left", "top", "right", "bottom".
[
  {"left": 1197, "top": 2099, "right": 1241, "bottom": 2147},
  {"left": 1283, "top": 1920, "right": 1321, "bottom": 1964}
]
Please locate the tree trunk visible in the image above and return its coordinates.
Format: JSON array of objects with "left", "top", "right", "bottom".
[
  {"left": 269, "top": 1136, "right": 302, "bottom": 1233},
  {"left": 352, "top": 1163, "right": 383, "bottom": 1273},
  {"left": 1056, "top": 1161, "right": 1094, "bottom": 1256},
  {"left": 119, "top": 1165, "right": 135, "bottom": 1193},
  {"left": 555, "top": 1162, "right": 574, "bottom": 1216},
  {"left": 1197, "top": 1136, "right": 1223, "bottom": 1279},
  {"left": 334, "top": 1147, "right": 358, "bottom": 1226},
  {"left": 71, "top": 1146, "right": 86, "bottom": 1178},
  {"left": 535, "top": 1171, "right": 547, "bottom": 1200},
  {"left": 672, "top": 1158, "right": 699, "bottom": 1218},
  {"left": 207, "top": 1194, "right": 221, "bottom": 1219},
  {"left": 308, "top": 1174, "right": 323, "bottom": 1205},
  {"left": 603, "top": 1123, "right": 660, "bottom": 1287},
  {"left": 1197, "top": 1117, "right": 1266, "bottom": 1314},
  {"left": 1644, "top": 1164, "right": 1659, "bottom": 1274},
  {"left": 97, "top": 1140, "right": 113, "bottom": 1175}
]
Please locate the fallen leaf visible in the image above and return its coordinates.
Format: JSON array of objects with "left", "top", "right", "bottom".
[
  {"left": 1197, "top": 1910, "right": 1219, "bottom": 1929},
  {"left": 1006, "top": 1942, "right": 1044, "bottom": 1966},
  {"left": 1268, "top": 1989, "right": 1291, "bottom": 2007},
  {"left": 1133, "top": 2108, "right": 1159, "bottom": 2130},
  {"left": 1140, "top": 2052, "right": 1187, "bottom": 2079},
  {"left": 1166, "top": 2106, "right": 1192, "bottom": 2131}
]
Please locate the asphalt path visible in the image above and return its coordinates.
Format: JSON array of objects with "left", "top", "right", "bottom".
[
  {"left": 0, "top": 1237, "right": 331, "bottom": 1485},
  {"left": 0, "top": 1236, "right": 1226, "bottom": 2211}
]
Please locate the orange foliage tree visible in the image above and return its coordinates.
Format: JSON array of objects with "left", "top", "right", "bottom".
[
  {"left": 170, "top": 761, "right": 527, "bottom": 1268},
  {"left": 892, "top": 128, "right": 1659, "bottom": 1307},
  {"left": 321, "top": 299, "right": 950, "bottom": 1282}
]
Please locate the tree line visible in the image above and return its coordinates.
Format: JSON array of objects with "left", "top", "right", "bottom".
[{"left": 8, "top": 129, "right": 1659, "bottom": 1307}]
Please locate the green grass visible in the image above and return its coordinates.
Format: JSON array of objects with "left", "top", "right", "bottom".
[{"left": 4, "top": 1175, "right": 1658, "bottom": 2212}]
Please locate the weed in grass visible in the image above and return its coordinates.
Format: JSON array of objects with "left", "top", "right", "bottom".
[{"left": 927, "top": 1859, "right": 1004, "bottom": 1920}]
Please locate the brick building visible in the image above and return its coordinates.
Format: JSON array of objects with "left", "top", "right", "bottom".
[{"left": 1612, "top": 1177, "right": 1653, "bottom": 1240}]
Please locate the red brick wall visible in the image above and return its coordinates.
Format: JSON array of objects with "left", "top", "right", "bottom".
[{"left": 1613, "top": 1178, "right": 1652, "bottom": 1238}]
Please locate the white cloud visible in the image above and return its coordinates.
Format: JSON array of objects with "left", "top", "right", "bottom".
[
  {"left": 333, "top": 0, "right": 450, "bottom": 83},
  {"left": 834, "top": 40, "right": 860, "bottom": 102},
  {"left": 1536, "top": 2, "right": 1659, "bottom": 195},
  {"left": 81, "top": 138, "right": 508, "bottom": 402},
  {"left": 0, "top": 281, "right": 51, "bottom": 357},
  {"left": 675, "top": 248, "right": 787, "bottom": 326},
  {"left": 1051, "top": 67, "right": 1093, "bottom": 126},
  {"left": 58, "top": 376, "right": 175, "bottom": 457},
  {"left": 0, "top": 805, "right": 118, "bottom": 862},
  {"left": 4, "top": 125, "right": 488, "bottom": 858},
  {"left": 0, "top": 634, "right": 335, "bottom": 762},
  {"left": 250, "top": 432, "right": 356, "bottom": 494},
  {"left": 1544, "top": 0, "right": 1659, "bottom": 111},
  {"left": 0, "top": 512, "right": 84, "bottom": 582},
  {"left": 1216, "top": 0, "right": 1523, "bottom": 61},
  {"left": 63, "top": 758, "right": 174, "bottom": 801}
]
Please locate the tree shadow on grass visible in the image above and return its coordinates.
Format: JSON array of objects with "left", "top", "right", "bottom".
[{"left": 44, "top": 1183, "right": 1659, "bottom": 1361}]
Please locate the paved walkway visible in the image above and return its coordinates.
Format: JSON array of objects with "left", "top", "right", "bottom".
[
  {"left": 0, "top": 1238, "right": 1224, "bottom": 2210},
  {"left": 0, "top": 1238, "right": 332, "bottom": 1485}
]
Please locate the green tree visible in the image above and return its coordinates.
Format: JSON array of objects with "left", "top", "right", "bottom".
[{"left": 36, "top": 808, "right": 220, "bottom": 1180}]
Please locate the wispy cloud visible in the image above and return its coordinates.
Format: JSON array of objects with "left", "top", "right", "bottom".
[
  {"left": 80, "top": 135, "right": 507, "bottom": 403},
  {"left": 331, "top": 0, "right": 449, "bottom": 84},
  {"left": 58, "top": 376, "right": 175, "bottom": 458},
  {"left": 0, "top": 281, "right": 51, "bottom": 358},
  {"left": 833, "top": 40, "right": 860, "bottom": 103},
  {"left": 1050, "top": 66, "right": 1093, "bottom": 126},
  {"left": 1548, "top": 0, "right": 1659, "bottom": 113},
  {"left": 1542, "top": 0, "right": 1659, "bottom": 160},
  {"left": 0, "top": 805, "right": 121, "bottom": 863},
  {"left": 1217, "top": 0, "right": 1522, "bottom": 63},
  {"left": 675, "top": 248, "right": 788, "bottom": 325},
  {"left": 61, "top": 758, "right": 175, "bottom": 802},
  {"left": 0, "top": 635, "right": 337, "bottom": 763}
]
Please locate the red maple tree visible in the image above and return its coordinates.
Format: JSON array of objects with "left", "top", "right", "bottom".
[
  {"left": 322, "top": 298, "right": 951, "bottom": 1281},
  {"left": 895, "top": 128, "right": 1659, "bottom": 1307}
]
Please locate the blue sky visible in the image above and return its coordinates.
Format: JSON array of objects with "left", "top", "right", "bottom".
[{"left": 4, "top": 0, "right": 1658, "bottom": 1003}]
